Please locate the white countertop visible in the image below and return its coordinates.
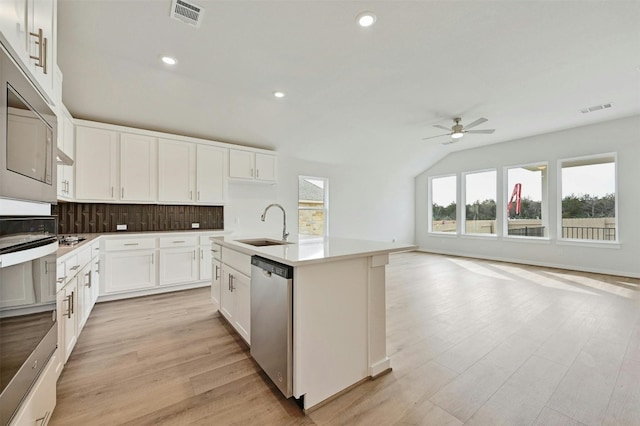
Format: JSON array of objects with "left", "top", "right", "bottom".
[{"left": 210, "top": 235, "right": 417, "bottom": 266}]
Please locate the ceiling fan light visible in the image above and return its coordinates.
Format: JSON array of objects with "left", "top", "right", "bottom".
[{"left": 451, "top": 131, "right": 464, "bottom": 139}]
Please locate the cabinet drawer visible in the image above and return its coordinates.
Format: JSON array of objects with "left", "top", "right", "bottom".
[
  {"left": 91, "top": 240, "right": 100, "bottom": 258},
  {"left": 104, "top": 238, "right": 156, "bottom": 251},
  {"left": 159, "top": 236, "right": 198, "bottom": 248},
  {"left": 222, "top": 248, "right": 251, "bottom": 276},
  {"left": 76, "top": 246, "right": 92, "bottom": 269},
  {"left": 211, "top": 243, "right": 222, "bottom": 260},
  {"left": 65, "top": 254, "right": 80, "bottom": 279},
  {"left": 199, "top": 235, "right": 216, "bottom": 245}
]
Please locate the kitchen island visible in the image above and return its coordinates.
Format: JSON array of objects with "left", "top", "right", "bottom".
[{"left": 211, "top": 236, "right": 416, "bottom": 411}]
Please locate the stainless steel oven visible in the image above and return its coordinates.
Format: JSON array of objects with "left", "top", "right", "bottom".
[
  {"left": 0, "top": 45, "right": 57, "bottom": 204},
  {"left": 0, "top": 216, "right": 58, "bottom": 425}
]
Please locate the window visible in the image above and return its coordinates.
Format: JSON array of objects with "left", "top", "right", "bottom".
[
  {"left": 298, "top": 176, "right": 328, "bottom": 239},
  {"left": 505, "top": 164, "right": 547, "bottom": 238},
  {"left": 429, "top": 175, "right": 457, "bottom": 233},
  {"left": 560, "top": 155, "right": 616, "bottom": 241},
  {"left": 463, "top": 170, "right": 497, "bottom": 235}
]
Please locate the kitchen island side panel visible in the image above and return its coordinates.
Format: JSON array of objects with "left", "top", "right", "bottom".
[{"left": 293, "top": 257, "right": 369, "bottom": 409}]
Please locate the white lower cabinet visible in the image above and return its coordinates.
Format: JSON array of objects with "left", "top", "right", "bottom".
[
  {"left": 211, "top": 258, "right": 221, "bottom": 309},
  {"left": 57, "top": 276, "right": 78, "bottom": 364},
  {"left": 199, "top": 245, "right": 212, "bottom": 281},
  {"left": 159, "top": 247, "right": 198, "bottom": 286},
  {"left": 9, "top": 351, "right": 58, "bottom": 426},
  {"left": 103, "top": 250, "right": 156, "bottom": 294},
  {"left": 219, "top": 246, "right": 251, "bottom": 344}
]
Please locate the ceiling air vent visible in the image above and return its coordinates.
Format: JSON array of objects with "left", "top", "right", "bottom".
[
  {"left": 170, "top": 0, "right": 204, "bottom": 28},
  {"left": 580, "top": 103, "right": 612, "bottom": 114}
]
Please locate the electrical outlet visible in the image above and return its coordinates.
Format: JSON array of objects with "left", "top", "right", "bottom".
[
  {"left": 116, "top": 224, "right": 127, "bottom": 231},
  {"left": 191, "top": 223, "right": 200, "bottom": 229}
]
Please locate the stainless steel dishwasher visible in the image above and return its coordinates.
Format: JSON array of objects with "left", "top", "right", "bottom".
[{"left": 250, "top": 256, "right": 294, "bottom": 398}]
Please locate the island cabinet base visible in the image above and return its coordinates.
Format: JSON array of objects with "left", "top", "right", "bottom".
[{"left": 292, "top": 253, "right": 390, "bottom": 410}]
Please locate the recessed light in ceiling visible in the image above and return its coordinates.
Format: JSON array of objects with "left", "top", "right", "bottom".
[
  {"left": 273, "top": 91, "right": 286, "bottom": 99},
  {"left": 161, "top": 56, "right": 177, "bottom": 65},
  {"left": 356, "top": 12, "right": 376, "bottom": 27}
]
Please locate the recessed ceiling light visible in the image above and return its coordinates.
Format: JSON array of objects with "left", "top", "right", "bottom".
[
  {"left": 161, "top": 56, "right": 177, "bottom": 65},
  {"left": 356, "top": 12, "right": 376, "bottom": 27},
  {"left": 273, "top": 91, "right": 286, "bottom": 98}
]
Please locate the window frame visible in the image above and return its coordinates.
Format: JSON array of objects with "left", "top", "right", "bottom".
[
  {"left": 557, "top": 153, "right": 618, "bottom": 245},
  {"left": 428, "top": 173, "right": 458, "bottom": 235},
  {"left": 502, "top": 161, "right": 549, "bottom": 241},
  {"left": 462, "top": 168, "right": 498, "bottom": 237},
  {"left": 297, "top": 175, "right": 329, "bottom": 239}
]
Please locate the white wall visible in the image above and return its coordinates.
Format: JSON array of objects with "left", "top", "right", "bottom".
[
  {"left": 415, "top": 115, "right": 640, "bottom": 278},
  {"left": 224, "top": 155, "right": 415, "bottom": 244}
]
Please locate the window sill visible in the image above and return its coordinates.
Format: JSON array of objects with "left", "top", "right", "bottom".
[
  {"left": 503, "top": 236, "right": 551, "bottom": 244},
  {"left": 427, "top": 232, "right": 458, "bottom": 238},
  {"left": 461, "top": 233, "right": 498, "bottom": 240},
  {"left": 556, "top": 239, "right": 620, "bottom": 249}
]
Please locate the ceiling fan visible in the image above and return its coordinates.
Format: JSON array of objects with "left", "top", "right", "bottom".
[{"left": 423, "top": 117, "right": 495, "bottom": 144}]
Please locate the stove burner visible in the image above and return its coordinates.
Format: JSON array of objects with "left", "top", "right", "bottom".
[{"left": 59, "top": 235, "right": 87, "bottom": 246}]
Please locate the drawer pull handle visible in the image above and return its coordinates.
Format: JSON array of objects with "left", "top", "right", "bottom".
[
  {"left": 70, "top": 265, "right": 80, "bottom": 271},
  {"left": 124, "top": 243, "right": 139, "bottom": 246},
  {"left": 173, "top": 240, "right": 186, "bottom": 243}
]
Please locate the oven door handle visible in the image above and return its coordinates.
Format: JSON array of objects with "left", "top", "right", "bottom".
[{"left": 0, "top": 240, "right": 58, "bottom": 269}]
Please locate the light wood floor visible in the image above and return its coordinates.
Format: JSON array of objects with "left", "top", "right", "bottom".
[{"left": 50, "top": 252, "right": 640, "bottom": 425}]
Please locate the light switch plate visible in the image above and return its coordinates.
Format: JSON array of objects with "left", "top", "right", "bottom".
[
  {"left": 116, "top": 224, "right": 127, "bottom": 231},
  {"left": 191, "top": 223, "right": 200, "bottom": 229}
]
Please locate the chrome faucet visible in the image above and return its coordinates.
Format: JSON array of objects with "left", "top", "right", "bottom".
[{"left": 261, "top": 203, "right": 289, "bottom": 241}]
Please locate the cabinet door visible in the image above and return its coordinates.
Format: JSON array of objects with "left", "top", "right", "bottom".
[
  {"left": 220, "top": 265, "right": 235, "bottom": 324},
  {"left": 78, "top": 264, "right": 93, "bottom": 331},
  {"left": 0, "top": 0, "right": 28, "bottom": 61},
  {"left": 211, "top": 258, "right": 221, "bottom": 310},
  {"left": 158, "top": 247, "right": 198, "bottom": 286},
  {"left": 57, "top": 113, "right": 75, "bottom": 199},
  {"left": 229, "top": 149, "right": 254, "bottom": 179},
  {"left": 120, "top": 133, "right": 157, "bottom": 201},
  {"left": 158, "top": 139, "right": 195, "bottom": 203},
  {"left": 104, "top": 250, "right": 156, "bottom": 294},
  {"left": 27, "top": 0, "right": 54, "bottom": 100},
  {"left": 196, "top": 145, "right": 226, "bottom": 204},
  {"left": 231, "top": 270, "right": 251, "bottom": 344},
  {"left": 9, "top": 350, "right": 57, "bottom": 426},
  {"left": 75, "top": 126, "right": 118, "bottom": 200},
  {"left": 57, "top": 278, "right": 77, "bottom": 363},
  {"left": 255, "top": 153, "right": 277, "bottom": 182},
  {"left": 199, "top": 246, "right": 212, "bottom": 281}
]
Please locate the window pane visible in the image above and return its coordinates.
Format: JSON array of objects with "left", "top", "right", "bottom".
[
  {"left": 430, "top": 175, "right": 457, "bottom": 233},
  {"left": 507, "top": 165, "right": 546, "bottom": 237},
  {"left": 299, "top": 176, "right": 327, "bottom": 237},
  {"left": 561, "top": 158, "right": 616, "bottom": 241},
  {"left": 464, "top": 170, "right": 496, "bottom": 235}
]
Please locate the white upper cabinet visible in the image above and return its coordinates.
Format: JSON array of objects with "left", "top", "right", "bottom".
[
  {"left": 255, "top": 153, "right": 277, "bottom": 182},
  {"left": 0, "top": 0, "right": 57, "bottom": 103},
  {"left": 120, "top": 133, "right": 157, "bottom": 202},
  {"left": 196, "top": 144, "right": 226, "bottom": 204},
  {"left": 229, "top": 149, "right": 277, "bottom": 183},
  {"left": 27, "top": 0, "right": 54, "bottom": 97},
  {"left": 158, "top": 138, "right": 196, "bottom": 203},
  {"left": 57, "top": 109, "right": 74, "bottom": 200},
  {"left": 75, "top": 126, "right": 118, "bottom": 201}
]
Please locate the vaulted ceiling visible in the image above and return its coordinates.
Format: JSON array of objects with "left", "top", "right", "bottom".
[{"left": 57, "top": 1, "right": 640, "bottom": 175}]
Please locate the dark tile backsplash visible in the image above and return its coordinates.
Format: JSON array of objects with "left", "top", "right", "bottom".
[{"left": 53, "top": 203, "right": 223, "bottom": 234}]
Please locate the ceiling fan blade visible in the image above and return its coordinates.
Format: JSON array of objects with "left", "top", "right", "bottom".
[
  {"left": 422, "top": 133, "right": 450, "bottom": 140},
  {"left": 466, "top": 129, "right": 495, "bottom": 134},
  {"left": 433, "top": 124, "right": 451, "bottom": 131},
  {"left": 464, "top": 117, "right": 488, "bottom": 130}
]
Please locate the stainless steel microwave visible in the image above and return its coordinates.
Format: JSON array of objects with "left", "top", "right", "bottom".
[{"left": 0, "top": 46, "right": 57, "bottom": 204}]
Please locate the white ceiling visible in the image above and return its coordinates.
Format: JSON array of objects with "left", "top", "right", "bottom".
[{"left": 57, "top": 1, "right": 640, "bottom": 175}]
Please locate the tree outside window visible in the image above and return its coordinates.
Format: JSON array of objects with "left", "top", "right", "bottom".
[
  {"left": 560, "top": 155, "right": 616, "bottom": 241},
  {"left": 429, "top": 175, "right": 457, "bottom": 233},
  {"left": 463, "top": 170, "right": 497, "bottom": 235}
]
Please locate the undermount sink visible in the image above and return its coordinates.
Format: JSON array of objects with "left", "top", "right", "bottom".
[{"left": 235, "top": 238, "right": 293, "bottom": 247}]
